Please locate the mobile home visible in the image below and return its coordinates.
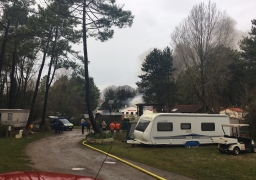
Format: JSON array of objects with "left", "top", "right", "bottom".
[
  {"left": 127, "top": 113, "right": 230, "bottom": 146},
  {"left": 0, "top": 109, "right": 30, "bottom": 128}
]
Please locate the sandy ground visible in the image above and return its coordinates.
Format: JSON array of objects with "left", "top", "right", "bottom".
[{"left": 25, "top": 129, "right": 195, "bottom": 180}]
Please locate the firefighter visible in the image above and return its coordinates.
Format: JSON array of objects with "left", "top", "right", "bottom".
[
  {"left": 115, "top": 122, "right": 121, "bottom": 133},
  {"left": 109, "top": 122, "right": 115, "bottom": 135}
]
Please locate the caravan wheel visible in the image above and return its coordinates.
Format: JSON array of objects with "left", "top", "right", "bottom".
[{"left": 233, "top": 147, "right": 240, "bottom": 155}]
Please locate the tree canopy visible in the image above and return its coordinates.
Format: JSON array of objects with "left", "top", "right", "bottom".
[
  {"left": 136, "top": 46, "right": 176, "bottom": 110},
  {"left": 239, "top": 19, "right": 256, "bottom": 87},
  {"left": 171, "top": 1, "right": 236, "bottom": 113}
]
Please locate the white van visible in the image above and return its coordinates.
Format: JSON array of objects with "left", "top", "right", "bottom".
[{"left": 127, "top": 113, "right": 230, "bottom": 146}]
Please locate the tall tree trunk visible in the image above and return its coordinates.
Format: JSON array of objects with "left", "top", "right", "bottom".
[
  {"left": 22, "top": 71, "right": 29, "bottom": 108},
  {"left": 0, "top": 23, "right": 10, "bottom": 108},
  {"left": 8, "top": 41, "right": 17, "bottom": 108},
  {"left": 83, "top": 0, "right": 100, "bottom": 134},
  {"left": 0, "top": 74, "right": 7, "bottom": 108},
  {"left": 21, "top": 56, "right": 33, "bottom": 108},
  {"left": 19, "top": 58, "right": 25, "bottom": 108},
  {"left": 15, "top": 68, "right": 22, "bottom": 108},
  {"left": 26, "top": 27, "right": 53, "bottom": 128},
  {"left": 41, "top": 27, "right": 58, "bottom": 128},
  {"left": 0, "top": 22, "right": 10, "bottom": 79}
]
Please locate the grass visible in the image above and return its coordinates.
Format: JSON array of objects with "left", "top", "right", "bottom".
[
  {"left": 87, "top": 132, "right": 256, "bottom": 180},
  {"left": 0, "top": 130, "right": 51, "bottom": 174},
  {"left": 1, "top": 129, "right": 256, "bottom": 179}
]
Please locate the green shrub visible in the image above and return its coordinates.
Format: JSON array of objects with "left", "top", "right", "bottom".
[{"left": 86, "top": 131, "right": 113, "bottom": 139}]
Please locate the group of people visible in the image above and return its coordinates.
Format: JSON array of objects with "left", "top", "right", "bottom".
[
  {"left": 107, "top": 121, "right": 121, "bottom": 135},
  {"left": 81, "top": 119, "right": 91, "bottom": 134},
  {"left": 54, "top": 119, "right": 64, "bottom": 134},
  {"left": 53, "top": 118, "right": 122, "bottom": 135},
  {"left": 80, "top": 120, "right": 121, "bottom": 135}
]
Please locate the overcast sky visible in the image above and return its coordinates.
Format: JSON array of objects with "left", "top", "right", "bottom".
[{"left": 81, "top": 0, "right": 256, "bottom": 92}]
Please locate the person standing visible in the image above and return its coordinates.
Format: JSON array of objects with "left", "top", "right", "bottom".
[
  {"left": 115, "top": 122, "right": 121, "bottom": 133},
  {"left": 81, "top": 119, "right": 86, "bottom": 134},
  {"left": 54, "top": 119, "right": 58, "bottom": 134},
  {"left": 102, "top": 121, "right": 107, "bottom": 132},
  {"left": 58, "top": 119, "right": 64, "bottom": 134},
  {"left": 109, "top": 122, "right": 115, "bottom": 135},
  {"left": 86, "top": 120, "right": 91, "bottom": 132}
]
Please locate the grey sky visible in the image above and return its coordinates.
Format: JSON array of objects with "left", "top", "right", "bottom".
[{"left": 83, "top": 0, "right": 256, "bottom": 92}]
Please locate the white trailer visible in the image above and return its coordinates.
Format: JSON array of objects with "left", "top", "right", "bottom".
[
  {"left": 127, "top": 113, "right": 230, "bottom": 146},
  {"left": 0, "top": 109, "right": 30, "bottom": 128}
]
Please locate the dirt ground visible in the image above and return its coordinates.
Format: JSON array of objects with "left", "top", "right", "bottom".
[{"left": 25, "top": 129, "right": 194, "bottom": 180}]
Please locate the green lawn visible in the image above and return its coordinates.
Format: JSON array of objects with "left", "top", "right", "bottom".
[
  {"left": 0, "top": 131, "right": 51, "bottom": 173},
  {"left": 87, "top": 133, "right": 256, "bottom": 180}
]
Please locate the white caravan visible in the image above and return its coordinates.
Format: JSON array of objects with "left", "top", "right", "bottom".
[
  {"left": 127, "top": 113, "right": 230, "bottom": 146},
  {"left": 0, "top": 109, "right": 30, "bottom": 127}
]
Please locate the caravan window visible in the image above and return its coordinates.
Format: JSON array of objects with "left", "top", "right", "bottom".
[
  {"left": 157, "top": 122, "right": 173, "bottom": 131},
  {"left": 135, "top": 120, "right": 150, "bottom": 132},
  {"left": 201, "top": 123, "right": 215, "bottom": 131},
  {"left": 8, "top": 113, "right": 13, "bottom": 121},
  {"left": 181, "top": 123, "right": 191, "bottom": 130}
]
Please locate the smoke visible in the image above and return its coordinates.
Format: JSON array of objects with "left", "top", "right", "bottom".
[
  {"left": 233, "top": 29, "right": 249, "bottom": 50},
  {"left": 229, "top": 17, "right": 249, "bottom": 50},
  {"left": 128, "top": 94, "right": 144, "bottom": 106},
  {"left": 137, "top": 48, "right": 154, "bottom": 75}
]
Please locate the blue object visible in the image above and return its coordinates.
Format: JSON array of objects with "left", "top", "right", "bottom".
[
  {"left": 54, "top": 120, "right": 58, "bottom": 127},
  {"left": 184, "top": 141, "right": 200, "bottom": 148}
]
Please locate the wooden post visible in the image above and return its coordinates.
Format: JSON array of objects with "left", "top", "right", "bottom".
[{"left": 6, "top": 126, "right": 12, "bottom": 140}]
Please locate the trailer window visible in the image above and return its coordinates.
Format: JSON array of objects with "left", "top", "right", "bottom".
[
  {"left": 181, "top": 123, "right": 191, "bottom": 130},
  {"left": 135, "top": 120, "right": 150, "bottom": 132},
  {"left": 8, "top": 113, "right": 13, "bottom": 121},
  {"left": 157, "top": 122, "right": 173, "bottom": 131},
  {"left": 201, "top": 123, "right": 215, "bottom": 131}
]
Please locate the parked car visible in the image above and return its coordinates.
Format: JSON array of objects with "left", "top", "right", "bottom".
[
  {"left": 212, "top": 124, "right": 256, "bottom": 155},
  {"left": 50, "top": 116, "right": 73, "bottom": 131}
]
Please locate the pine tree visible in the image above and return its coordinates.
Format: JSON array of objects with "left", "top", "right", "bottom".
[
  {"left": 239, "top": 19, "right": 256, "bottom": 87},
  {"left": 51, "top": 0, "right": 134, "bottom": 133},
  {"left": 136, "top": 47, "right": 175, "bottom": 111}
]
